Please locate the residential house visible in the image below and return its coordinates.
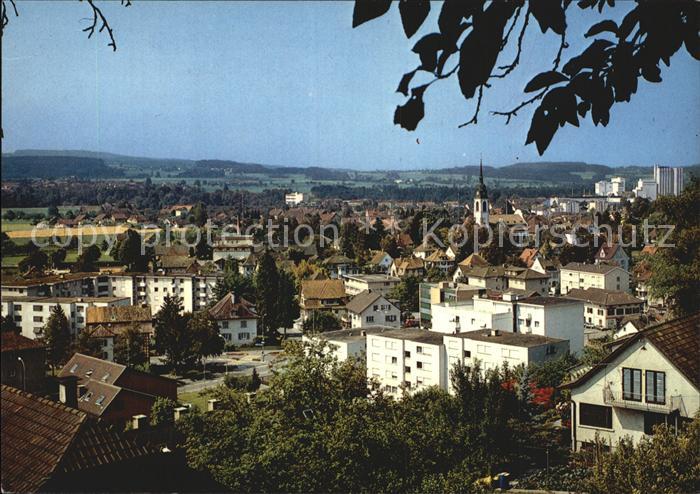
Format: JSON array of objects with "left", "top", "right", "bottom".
[
  {"left": 456, "top": 265, "right": 508, "bottom": 290},
  {"left": 366, "top": 328, "right": 446, "bottom": 398},
  {"left": 444, "top": 329, "right": 569, "bottom": 382},
  {"left": 531, "top": 257, "right": 560, "bottom": 295},
  {"left": 1, "top": 296, "right": 131, "bottom": 341},
  {"left": 300, "top": 279, "right": 348, "bottom": 321},
  {"left": 565, "top": 288, "right": 644, "bottom": 329},
  {"left": 58, "top": 353, "right": 177, "bottom": 426},
  {"left": 560, "top": 263, "right": 630, "bottom": 294},
  {"left": 595, "top": 244, "right": 630, "bottom": 272},
  {"left": 1, "top": 332, "right": 46, "bottom": 393},
  {"left": 345, "top": 291, "right": 400, "bottom": 329},
  {"left": 562, "top": 313, "right": 700, "bottom": 450},
  {"left": 212, "top": 235, "right": 255, "bottom": 262},
  {"left": 390, "top": 256, "right": 425, "bottom": 278},
  {"left": 413, "top": 242, "right": 438, "bottom": 260},
  {"left": 303, "top": 327, "right": 389, "bottom": 362},
  {"left": 85, "top": 305, "right": 154, "bottom": 361},
  {"left": 323, "top": 255, "right": 359, "bottom": 279},
  {"left": 507, "top": 268, "right": 550, "bottom": 296},
  {"left": 342, "top": 274, "right": 400, "bottom": 297},
  {"left": 0, "top": 385, "right": 164, "bottom": 493},
  {"left": 369, "top": 251, "right": 394, "bottom": 273},
  {"left": 424, "top": 249, "right": 456, "bottom": 276},
  {"left": 208, "top": 292, "right": 258, "bottom": 346}
]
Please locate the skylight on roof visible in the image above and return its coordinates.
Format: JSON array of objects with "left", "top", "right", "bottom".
[
  {"left": 95, "top": 395, "right": 106, "bottom": 406},
  {"left": 85, "top": 369, "right": 93, "bottom": 377},
  {"left": 69, "top": 364, "right": 78, "bottom": 373},
  {"left": 101, "top": 373, "right": 110, "bottom": 382},
  {"left": 82, "top": 391, "right": 93, "bottom": 402}
]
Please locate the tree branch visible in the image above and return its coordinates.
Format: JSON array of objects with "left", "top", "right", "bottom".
[
  {"left": 492, "top": 10, "right": 530, "bottom": 79},
  {"left": 81, "top": 0, "right": 129, "bottom": 51},
  {"left": 491, "top": 31, "right": 568, "bottom": 124},
  {"left": 1, "top": 0, "right": 18, "bottom": 35},
  {"left": 458, "top": 85, "right": 484, "bottom": 128}
]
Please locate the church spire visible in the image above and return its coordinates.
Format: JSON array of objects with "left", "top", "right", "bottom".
[{"left": 479, "top": 155, "right": 484, "bottom": 185}]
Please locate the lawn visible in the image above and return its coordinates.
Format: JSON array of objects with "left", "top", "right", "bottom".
[{"left": 177, "top": 389, "right": 217, "bottom": 411}]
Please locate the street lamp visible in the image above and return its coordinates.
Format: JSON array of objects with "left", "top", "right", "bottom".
[{"left": 17, "top": 357, "right": 26, "bottom": 391}]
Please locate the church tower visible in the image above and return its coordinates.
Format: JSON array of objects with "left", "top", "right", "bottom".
[{"left": 473, "top": 157, "right": 489, "bottom": 226}]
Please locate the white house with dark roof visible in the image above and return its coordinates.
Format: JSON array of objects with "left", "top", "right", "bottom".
[
  {"left": 208, "top": 292, "right": 258, "bottom": 345},
  {"left": 303, "top": 327, "right": 389, "bottom": 362},
  {"left": 595, "top": 244, "right": 630, "bottom": 272},
  {"left": 345, "top": 290, "right": 400, "bottom": 329},
  {"left": 561, "top": 313, "right": 700, "bottom": 450},
  {"left": 565, "top": 287, "right": 644, "bottom": 329},
  {"left": 560, "top": 262, "right": 630, "bottom": 294}
]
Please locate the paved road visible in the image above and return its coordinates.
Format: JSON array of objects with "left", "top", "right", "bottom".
[{"left": 174, "top": 349, "right": 286, "bottom": 395}]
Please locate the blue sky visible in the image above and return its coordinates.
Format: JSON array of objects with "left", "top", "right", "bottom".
[{"left": 2, "top": 1, "right": 699, "bottom": 169}]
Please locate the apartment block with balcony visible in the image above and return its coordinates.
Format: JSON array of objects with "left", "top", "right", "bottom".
[
  {"left": 560, "top": 263, "right": 629, "bottom": 294},
  {"left": 562, "top": 313, "right": 699, "bottom": 451}
]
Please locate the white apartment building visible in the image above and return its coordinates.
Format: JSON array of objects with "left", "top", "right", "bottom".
[
  {"left": 1, "top": 296, "right": 130, "bottom": 340},
  {"left": 1, "top": 273, "right": 111, "bottom": 299},
  {"left": 560, "top": 263, "right": 629, "bottom": 295},
  {"left": 563, "top": 314, "right": 699, "bottom": 451},
  {"left": 565, "top": 288, "right": 644, "bottom": 329},
  {"left": 367, "top": 329, "right": 446, "bottom": 397},
  {"left": 633, "top": 179, "right": 657, "bottom": 200},
  {"left": 303, "top": 326, "right": 389, "bottom": 362},
  {"left": 212, "top": 235, "right": 255, "bottom": 262},
  {"left": 345, "top": 291, "right": 400, "bottom": 329},
  {"left": 595, "top": 177, "right": 626, "bottom": 197},
  {"left": 107, "top": 273, "right": 221, "bottom": 313},
  {"left": 342, "top": 274, "right": 400, "bottom": 298},
  {"left": 431, "top": 294, "right": 584, "bottom": 353},
  {"left": 654, "top": 165, "right": 684, "bottom": 197},
  {"left": 444, "top": 329, "right": 569, "bottom": 384},
  {"left": 285, "top": 192, "right": 305, "bottom": 206}
]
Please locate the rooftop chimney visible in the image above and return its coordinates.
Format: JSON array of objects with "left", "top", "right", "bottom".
[
  {"left": 131, "top": 414, "right": 148, "bottom": 430},
  {"left": 173, "top": 406, "right": 189, "bottom": 421},
  {"left": 207, "top": 399, "right": 222, "bottom": 412},
  {"left": 58, "top": 375, "right": 79, "bottom": 408},
  {"left": 489, "top": 329, "right": 501, "bottom": 337},
  {"left": 360, "top": 330, "right": 367, "bottom": 337}
]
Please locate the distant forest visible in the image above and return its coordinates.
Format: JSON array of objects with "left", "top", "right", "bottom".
[{"left": 1, "top": 156, "right": 124, "bottom": 179}]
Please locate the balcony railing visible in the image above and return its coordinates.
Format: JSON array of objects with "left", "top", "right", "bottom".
[{"left": 603, "top": 386, "right": 683, "bottom": 413}]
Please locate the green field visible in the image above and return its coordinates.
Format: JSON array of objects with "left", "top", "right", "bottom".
[{"left": 178, "top": 389, "right": 217, "bottom": 411}]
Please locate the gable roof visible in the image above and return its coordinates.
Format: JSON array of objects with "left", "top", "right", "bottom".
[
  {"left": 519, "top": 248, "right": 540, "bottom": 267},
  {"left": 596, "top": 244, "right": 627, "bottom": 260},
  {"left": 370, "top": 251, "right": 392, "bottom": 265},
  {"left": 301, "top": 279, "right": 346, "bottom": 300},
  {"left": 1, "top": 332, "right": 46, "bottom": 352},
  {"left": 561, "top": 312, "right": 700, "bottom": 390},
  {"left": 208, "top": 293, "right": 257, "bottom": 320},
  {"left": 1, "top": 385, "right": 152, "bottom": 493},
  {"left": 565, "top": 287, "right": 643, "bottom": 306},
  {"left": 346, "top": 290, "right": 391, "bottom": 314},
  {"left": 458, "top": 253, "right": 489, "bottom": 268}
]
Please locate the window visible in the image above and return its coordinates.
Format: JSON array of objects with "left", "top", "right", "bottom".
[
  {"left": 13, "top": 304, "right": 21, "bottom": 311},
  {"left": 546, "top": 345, "right": 557, "bottom": 355},
  {"left": 77, "top": 306, "right": 84, "bottom": 312},
  {"left": 373, "top": 305, "right": 378, "bottom": 311},
  {"left": 391, "top": 356, "right": 397, "bottom": 364},
  {"left": 221, "top": 321, "right": 229, "bottom": 329},
  {"left": 33, "top": 305, "right": 43, "bottom": 311},
  {"left": 645, "top": 371, "right": 666, "bottom": 404},
  {"left": 241, "top": 320, "right": 248, "bottom": 328},
  {"left": 463, "top": 350, "right": 471, "bottom": 358},
  {"left": 238, "top": 332, "right": 250, "bottom": 340},
  {"left": 644, "top": 411, "right": 668, "bottom": 435},
  {"left": 223, "top": 333, "right": 231, "bottom": 341},
  {"left": 622, "top": 368, "right": 642, "bottom": 401},
  {"left": 404, "top": 366, "right": 411, "bottom": 373},
  {"left": 154, "top": 287, "right": 159, "bottom": 292},
  {"left": 416, "top": 346, "right": 423, "bottom": 354},
  {"left": 579, "top": 403, "right": 613, "bottom": 429},
  {"left": 404, "top": 351, "right": 411, "bottom": 358},
  {"left": 534, "top": 321, "right": 540, "bottom": 328},
  {"left": 385, "top": 315, "right": 397, "bottom": 322},
  {"left": 33, "top": 316, "right": 43, "bottom": 323},
  {"left": 366, "top": 316, "right": 375, "bottom": 323},
  {"left": 416, "top": 361, "right": 423, "bottom": 369}
]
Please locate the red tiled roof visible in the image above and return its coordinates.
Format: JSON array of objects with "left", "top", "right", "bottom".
[
  {"left": 208, "top": 293, "right": 257, "bottom": 320},
  {"left": 1, "top": 332, "right": 45, "bottom": 352}
]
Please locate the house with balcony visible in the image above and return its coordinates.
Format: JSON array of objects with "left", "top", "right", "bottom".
[
  {"left": 561, "top": 313, "right": 700, "bottom": 451},
  {"left": 564, "top": 287, "right": 644, "bottom": 329}
]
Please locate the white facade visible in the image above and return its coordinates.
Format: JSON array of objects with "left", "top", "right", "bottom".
[
  {"left": 654, "top": 165, "right": 684, "bottom": 197},
  {"left": 567, "top": 336, "right": 699, "bottom": 450},
  {"left": 595, "top": 177, "right": 626, "bottom": 197},
  {"left": 342, "top": 275, "right": 400, "bottom": 297},
  {"left": 285, "top": 192, "right": 305, "bottom": 206},
  {"left": 444, "top": 330, "right": 569, "bottom": 387},
  {"left": 303, "top": 327, "right": 388, "bottom": 362},
  {"left": 1, "top": 296, "right": 130, "bottom": 340},
  {"left": 217, "top": 318, "right": 257, "bottom": 346},
  {"left": 367, "top": 330, "right": 446, "bottom": 398},
  {"left": 430, "top": 300, "right": 513, "bottom": 335},
  {"left": 515, "top": 299, "right": 584, "bottom": 353},
  {"left": 560, "top": 265, "right": 629, "bottom": 294},
  {"left": 633, "top": 179, "right": 657, "bottom": 200},
  {"left": 348, "top": 296, "right": 400, "bottom": 329},
  {"left": 109, "top": 273, "right": 220, "bottom": 313}
]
